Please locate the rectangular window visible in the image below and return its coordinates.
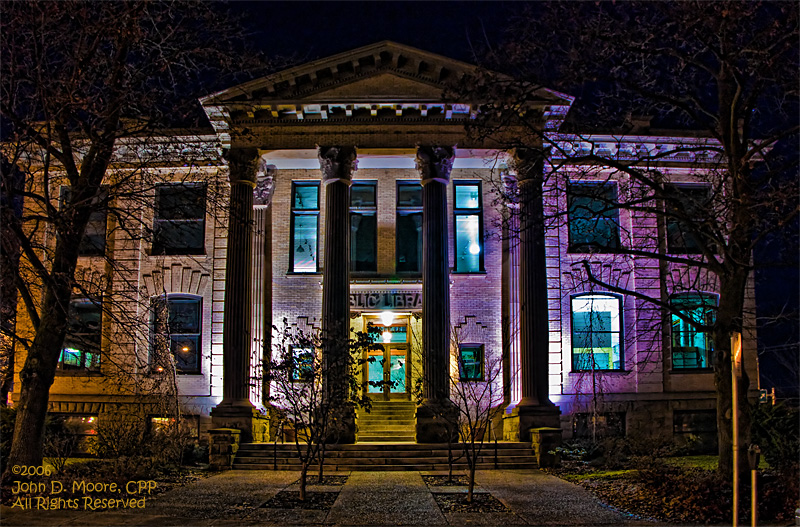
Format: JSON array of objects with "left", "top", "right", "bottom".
[
  {"left": 671, "top": 293, "right": 716, "bottom": 369},
  {"left": 454, "top": 182, "right": 483, "bottom": 273},
  {"left": 58, "top": 299, "right": 101, "bottom": 372},
  {"left": 50, "top": 414, "right": 98, "bottom": 453},
  {"left": 665, "top": 184, "right": 711, "bottom": 254},
  {"left": 568, "top": 183, "right": 620, "bottom": 253},
  {"left": 291, "top": 346, "right": 314, "bottom": 381},
  {"left": 396, "top": 182, "right": 423, "bottom": 273},
  {"left": 350, "top": 182, "right": 377, "bottom": 272},
  {"left": 573, "top": 412, "right": 626, "bottom": 438},
  {"left": 458, "top": 344, "right": 484, "bottom": 381},
  {"left": 673, "top": 410, "right": 717, "bottom": 453},
  {"left": 151, "top": 295, "right": 201, "bottom": 374},
  {"left": 60, "top": 187, "right": 107, "bottom": 256},
  {"left": 152, "top": 183, "right": 206, "bottom": 255},
  {"left": 290, "top": 182, "right": 320, "bottom": 272},
  {"left": 571, "top": 294, "right": 623, "bottom": 371}
]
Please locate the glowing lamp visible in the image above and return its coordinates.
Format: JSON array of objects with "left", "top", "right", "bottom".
[
  {"left": 382, "top": 330, "right": 392, "bottom": 343},
  {"left": 469, "top": 242, "right": 481, "bottom": 255},
  {"left": 182, "top": 346, "right": 190, "bottom": 352},
  {"left": 380, "top": 310, "right": 395, "bottom": 327}
]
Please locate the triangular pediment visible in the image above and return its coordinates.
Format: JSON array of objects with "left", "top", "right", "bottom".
[{"left": 199, "top": 41, "right": 574, "bottom": 135}]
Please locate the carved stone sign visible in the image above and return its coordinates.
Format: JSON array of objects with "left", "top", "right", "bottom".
[{"left": 349, "top": 290, "right": 422, "bottom": 310}]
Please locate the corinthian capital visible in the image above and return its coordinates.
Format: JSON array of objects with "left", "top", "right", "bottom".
[
  {"left": 415, "top": 145, "right": 455, "bottom": 185},
  {"left": 224, "top": 148, "right": 260, "bottom": 186},
  {"left": 318, "top": 146, "right": 357, "bottom": 185}
]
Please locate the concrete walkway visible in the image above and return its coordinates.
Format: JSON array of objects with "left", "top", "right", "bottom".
[{"left": 1, "top": 469, "right": 660, "bottom": 526}]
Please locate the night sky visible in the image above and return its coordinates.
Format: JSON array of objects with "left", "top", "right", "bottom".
[{"left": 230, "top": 1, "right": 798, "bottom": 399}]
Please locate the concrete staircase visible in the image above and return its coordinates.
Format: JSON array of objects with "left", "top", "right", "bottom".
[
  {"left": 232, "top": 442, "right": 538, "bottom": 471},
  {"left": 357, "top": 401, "right": 416, "bottom": 442}
]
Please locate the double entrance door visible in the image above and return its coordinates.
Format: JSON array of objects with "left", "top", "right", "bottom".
[{"left": 364, "top": 314, "right": 410, "bottom": 400}]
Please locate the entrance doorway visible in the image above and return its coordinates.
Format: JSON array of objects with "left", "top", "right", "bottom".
[{"left": 364, "top": 314, "right": 410, "bottom": 400}]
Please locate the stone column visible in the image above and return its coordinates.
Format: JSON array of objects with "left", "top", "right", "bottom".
[
  {"left": 415, "top": 145, "right": 458, "bottom": 443},
  {"left": 504, "top": 148, "right": 561, "bottom": 443},
  {"left": 253, "top": 174, "right": 273, "bottom": 437},
  {"left": 211, "top": 148, "right": 266, "bottom": 442},
  {"left": 318, "top": 145, "right": 357, "bottom": 443}
]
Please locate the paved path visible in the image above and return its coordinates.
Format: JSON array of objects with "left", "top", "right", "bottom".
[{"left": 1, "top": 469, "right": 660, "bottom": 526}]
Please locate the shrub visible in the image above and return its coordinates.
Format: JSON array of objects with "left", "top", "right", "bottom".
[
  {"left": 43, "top": 415, "right": 78, "bottom": 474},
  {"left": 750, "top": 402, "right": 800, "bottom": 473},
  {"left": 87, "top": 408, "right": 148, "bottom": 459}
]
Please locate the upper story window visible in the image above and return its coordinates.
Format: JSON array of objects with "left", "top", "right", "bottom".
[
  {"left": 670, "top": 292, "right": 716, "bottom": 369},
  {"left": 290, "top": 182, "right": 320, "bottom": 273},
  {"left": 58, "top": 298, "right": 101, "bottom": 372},
  {"left": 396, "top": 182, "right": 423, "bottom": 274},
  {"left": 291, "top": 346, "right": 314, "bottom": 381},
  {"left": 571, "top": 294, "right": 623, "bottom": 371},
  {"left": 665, "top": 184, "right": 711, "bottom": 254},
  {"left": 453, "top": 182, "right": 484, "bottom": 273},
  {"left": 152, "top": 183, "right": 206, "bottom": 255},
  {"left": 568, "top": 183, "right": 620, "bottom": 253},
  {"left": 150, "top": 294, "right": 201, "bottom": 374},
  {"left": 458, "top": 344, "right": 484, "bottom": 381},
  {"left": 350, "top": 182, "right": 377, "bottom": 272},
  {"left": 60, "top": 187, "right": 107, "bottom": 257}
]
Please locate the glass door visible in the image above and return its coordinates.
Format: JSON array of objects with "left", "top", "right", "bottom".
[{"left": 363, "top": 315, "right": 410, "bottom": 400}]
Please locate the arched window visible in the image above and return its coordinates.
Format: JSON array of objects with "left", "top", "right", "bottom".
[
  {"left": 150, "top": 294, "right": 202, "bottom": 374},
  {"left": 571, "top": 294, "right": 623, "bottom": 371},
  {"left": 670, "top": 293, "right": 717, "bottom": 369}
]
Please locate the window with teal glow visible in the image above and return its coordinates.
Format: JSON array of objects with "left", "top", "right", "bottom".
[
  {"left": 151, "top": 295, "right": 201, "bottom": 374},
  {"left": 290, "top": 182, "right": 320, "bottom": 272},
  {"left": 59, "top": 299, "right": 101, "bottom": 372},
  {"left": 571, "top": 294, "right": 623, "bottom": 371},
  {"left": 459, "top": 344, "right": 484, "bottom": 381},
  {"left": 671, "top": 293, "right": 716, "bottom": 369},
  {"left": 396, "top": 183, "right": 423, "bottom": 273},
  {"left": 454, "top": 182, "right": 483, "bottom": 272}
]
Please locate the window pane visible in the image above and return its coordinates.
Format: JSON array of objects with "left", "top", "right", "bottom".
[
  {"left": 571, "top": 295, "right": 622, "bottom": 370},
  {"left": 171, "top": 335, "right": 199, "bottom": 372},
  {"left": 396, "top": 212, "right": 422, "bottom": 273},
  {"left": 293, "top": 184, "right": 319, "bottom": 210},
  {"left": 455, "top": 184, "right": 481, "bottom": 209},
  {"left": 459, "top": 346, "right": 483, "bottom": 380},
  {"left": 397, "top": 184, "right": 422, "bottom": 207},
  {"left": 153, "top": 220, "right": 205, "bottom": 255},
  {"left": 292, "top": 214, "right": 318, "bottom": 272},
  {"left": 169, "top": 299, "right": 200, "bottom": 333},
  {"left": 671, "top": 293, "right": 716, "bottom": 369},
  {"left": 60, "top": 299, "right": 101, "bottom": 372},
  {"left": 665, "top": 185, "right": 711, "bottom": 254},
  {"left": 455, "top": 214, "right": 481, "bottom": 272},
  {"left": 351, "top": 184, "right": 376, "bottom": 207},
  {"left": 292, "top": 347, "right": 314, "bottom": 381},
  {"left": 156, "top": 185, "right": 206, "bottom": 220},
  {"left": 568, "top": 184, "right": 620, "bottom": 252},
  {"left": 79, "top": 211, "right": 107, "bottom": 256}
]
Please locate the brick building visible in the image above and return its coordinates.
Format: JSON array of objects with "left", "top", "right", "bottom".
[{"left": 14, "top": 41, "right": 758, "bottom": 449}]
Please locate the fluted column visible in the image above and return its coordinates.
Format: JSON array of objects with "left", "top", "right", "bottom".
[
  {"left": 222, "top": 148, "right": 259, "bottom": 404},
  {"left": 415, "top": 145, "right": 458, "bottom": 443},
  {"left": 318, "top": 146, "right": 357, "bottom": 443},
  {"left": 211, "top": 148, "right": 268, "bottom": 443},
  {"left": 503, "top": 148, "right": 561, "bottom": 443}
]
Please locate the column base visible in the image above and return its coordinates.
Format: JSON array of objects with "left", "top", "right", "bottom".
[
  {"left": 327, "top": 405, "right": 356, "bottom": 444},
  {"left": 210, "top": 402, "right": 268, "bottom": 443},
  {"left": 502, "top": 403, "right": 561, "bottom": 442},
  {"left": 415, "top": 400, "right": 459, "bottom": 443}
]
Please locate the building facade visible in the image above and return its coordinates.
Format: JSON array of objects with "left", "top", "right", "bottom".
[{"left": 13, "top": 42, "right": 758, "bottom": 448}]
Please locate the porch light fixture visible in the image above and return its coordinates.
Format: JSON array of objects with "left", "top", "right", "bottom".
[
  {"left": 380, "top": 310, "right": 395, "bottom": 327},
  {"left": 382, "top": 330, "right": 392, "bottom": 343}
]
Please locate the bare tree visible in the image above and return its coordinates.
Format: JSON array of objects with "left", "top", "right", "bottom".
[
  {"left": 447, "top": 329, "right": 505, "bottom": 504},
  {"left": 0, "top": 0, "right": 267, "bottom": 473},
  {"left": 457, "top": 1, "right": 799, "bottom": 477},
  {"left": 266, "top": 321, "right": 377, "bottom": 501}
]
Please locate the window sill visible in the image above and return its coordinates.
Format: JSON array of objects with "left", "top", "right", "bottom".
[
  {"left": 286, "top": 271, "right": 321, "bottom": 276},
  {"left": 451, "top": 271, "right": 487, "bottom": 275},
  {"left": 670, "top": 368, "right": 714, "bottom": 374},
  {"left": 148, "top": 251, "right": 208, "bottom": 259},
  {"left": 55, "top": 370, "right": 102, "bottom": 377},
  {"left": 570, "top": 369, "right": 629, "bottom": 374}
]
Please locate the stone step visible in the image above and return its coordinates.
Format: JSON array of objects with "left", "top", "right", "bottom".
[
  {"left": 357, "top": 424, "right": 416, "bottom": 432},
  {"left": 236, "top": 454, "right": 534, "bottom": 464},
  {"left": 237, "top": 442, "right": 532, "bottom": 452},
  {"left": 234, "top": 462, "right": 538, "bottom": 471}
]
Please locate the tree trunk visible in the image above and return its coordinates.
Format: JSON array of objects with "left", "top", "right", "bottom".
[
  {"left": 299, "top": 464, "right": 308, "bottom": 501},
  {"left": 467, "top": 462, "right": 476, "bottom": 503}
]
